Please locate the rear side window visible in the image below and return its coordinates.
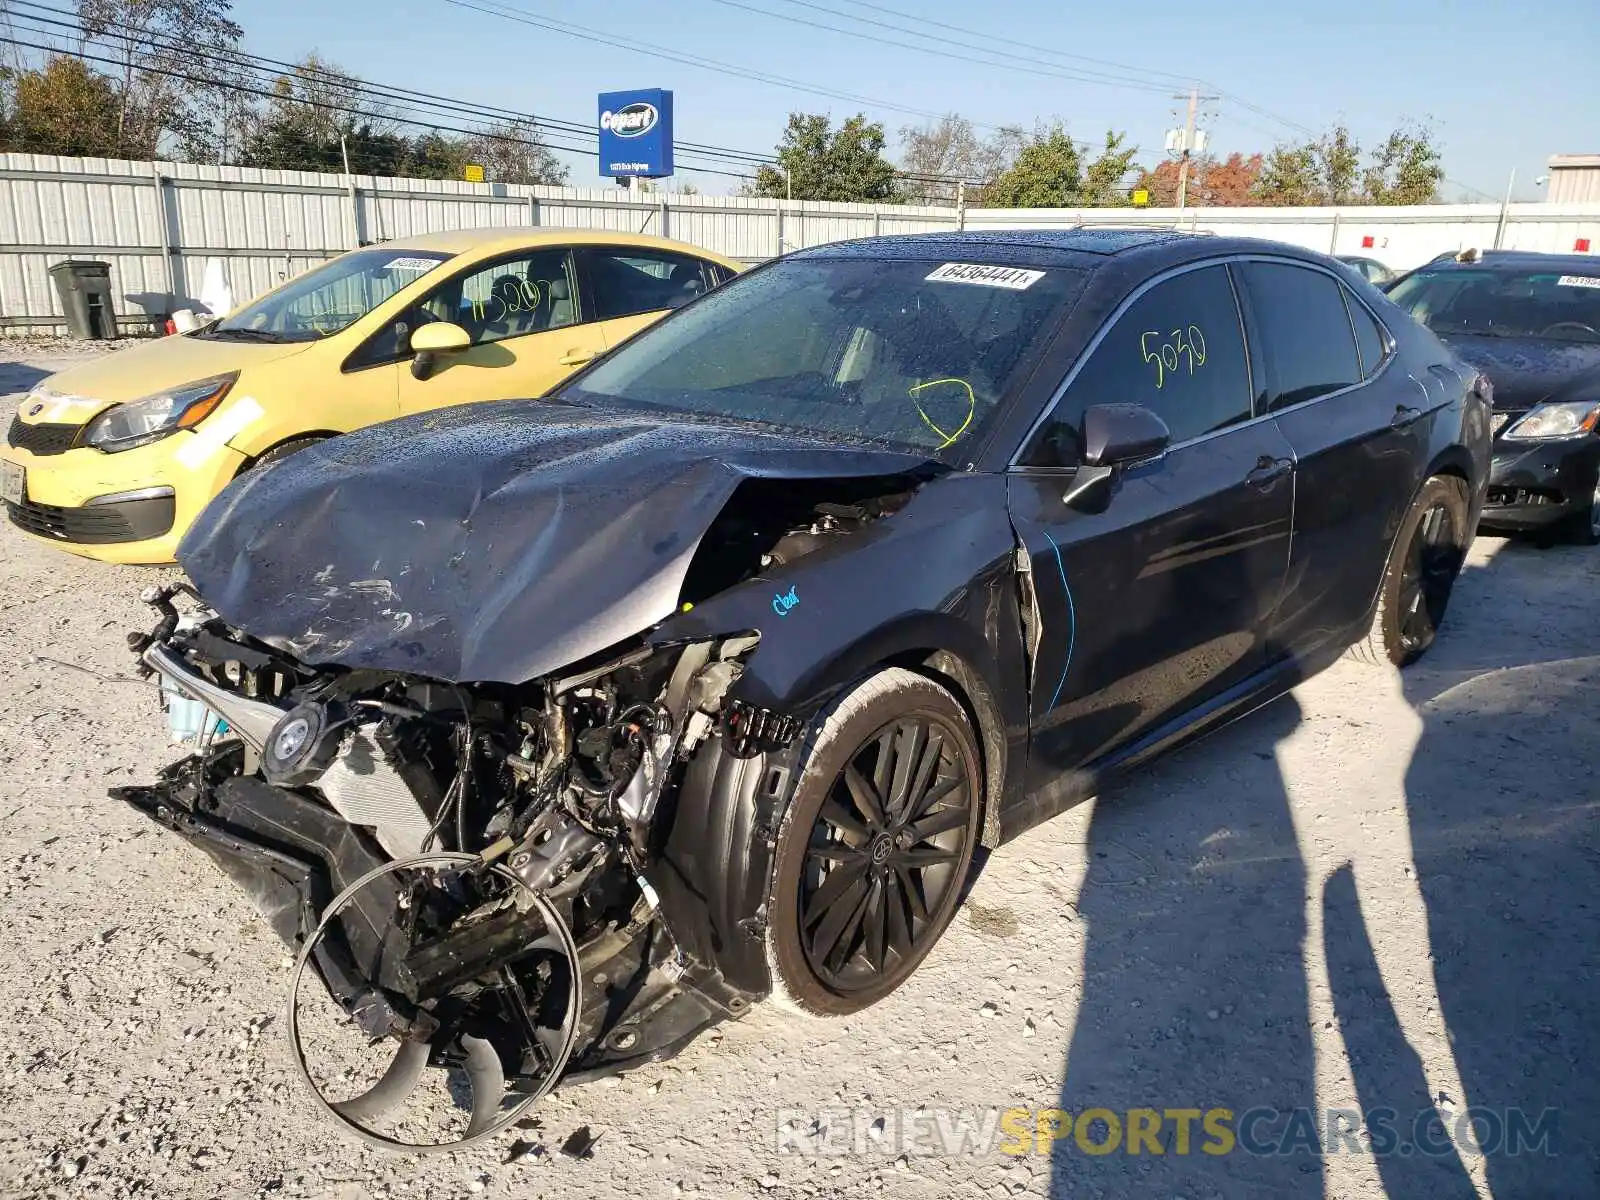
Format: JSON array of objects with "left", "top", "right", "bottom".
[
  {"left": 582, "top": 247, "right": 712, "bottom": 320},
  {"left": 1343, "top": 289, "right": 1390, "bottom": 378},
  {"left": 1240, "top": 262, "right": 1362, "bottom": 409},
  {"left": 1023, "top": 264, "right": 1253, "bottom": 467}
]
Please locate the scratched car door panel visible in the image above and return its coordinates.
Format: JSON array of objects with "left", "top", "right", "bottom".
[
  {"left": 1007, "top": 264, "right": 1295, "bottom": 795},
  {"left": 1235, "top": 260, "right": 1430, "bottom": 658}
]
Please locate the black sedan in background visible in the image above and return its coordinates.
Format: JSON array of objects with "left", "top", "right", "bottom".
[
  {"left": 1386, "top": 250, "right": 1600, "bottom": 543},
  {"left": 117, "top": 230, "right": 1488, "bottom": 1150},
  {"left": 1338, "top": 254, "right": 1397, "bottom": 285}
]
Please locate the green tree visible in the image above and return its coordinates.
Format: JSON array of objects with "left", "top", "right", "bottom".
[
  {"left": 1253, "top": 141, "right": 1320, "bottom": 205},
  {"left": 0, "top": 56, "right": 125, "bottom": 157},
  {"left": 1316, "top": 124, "right": 1361, "bottom": 205},
  {"left": 237, "top": 55, "right": 400, "bottom": 173},
  {"left": 982, "top": 124, "right": 1082, "bottom": 208},
  {"left": 750, "top": 112, "right": 899, "bottom": 203},
  {"left": 1363, "top": 125, "right": 1444, "bottom": 205},
  {"left": 1080, "top": 131, "right": 1139, "bottom": 206},
  {"left": 1254, "top": 122, "right": 1444, "bottom": 206},
  {"left": 77, "top": 0, "right": 245, "bottom": 160}
]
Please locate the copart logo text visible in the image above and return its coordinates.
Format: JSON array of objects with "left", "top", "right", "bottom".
[{"left": 600, "top": 103, "right": 658, "bottom": 138}]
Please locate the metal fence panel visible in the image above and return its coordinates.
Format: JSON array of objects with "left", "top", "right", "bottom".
[{"left": 2, "top": 152, "right": 1598, "bottom": 336}]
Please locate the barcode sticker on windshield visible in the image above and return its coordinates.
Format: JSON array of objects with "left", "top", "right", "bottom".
[
  {"left": 1557, "top": 275, "right": 1600, "bottom": 288},
  {"left": 926, "top": 263, "right": 1045, "bottom": 290},
  {"left": 384, "top": 257, "right": 442, "bottom": 273}
]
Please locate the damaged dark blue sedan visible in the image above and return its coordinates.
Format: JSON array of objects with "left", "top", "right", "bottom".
[{"left": 114, "top": 230, "right": 1490, "bottom": 1151}]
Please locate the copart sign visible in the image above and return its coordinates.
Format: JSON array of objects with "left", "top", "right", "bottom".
[{"left": 598, "top": 88, "right": 675, "bottom": 179}]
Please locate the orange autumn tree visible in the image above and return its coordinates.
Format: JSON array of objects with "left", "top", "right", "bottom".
[{"left": 1132, "top": 152, "right": 1265, "bottom": 207}]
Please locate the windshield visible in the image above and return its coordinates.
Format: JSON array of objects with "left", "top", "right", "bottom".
[
  {"left": 562, "top": 257, "right": 1086, "bottom": 459},
  {"left": 208, "top": 247, "right": 453, "bottom": 342},
  {"left": 1387, "top": 267, "right": 1600, "bottom": 343}
]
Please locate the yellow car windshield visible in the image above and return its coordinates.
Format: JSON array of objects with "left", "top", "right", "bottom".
[{"left": 208, "top": 248, "right": 452, "bottom": 342}]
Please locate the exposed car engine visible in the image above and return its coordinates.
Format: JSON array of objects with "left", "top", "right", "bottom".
[{"left": 109, "top": 482, "right": 916, "bottom": 1149}]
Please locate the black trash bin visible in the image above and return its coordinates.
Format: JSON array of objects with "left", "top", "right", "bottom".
[{"left": 48, "top": 260, "right": 119, "bottom": 340}]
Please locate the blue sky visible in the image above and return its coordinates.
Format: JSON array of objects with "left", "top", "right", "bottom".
[{"left": 227, "top": 0, "right": 1597, "bottom": 200}]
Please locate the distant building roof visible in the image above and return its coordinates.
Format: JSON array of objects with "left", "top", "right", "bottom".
[{"left": 1546, "top": 155, "right": 1600, "bottom": 203}]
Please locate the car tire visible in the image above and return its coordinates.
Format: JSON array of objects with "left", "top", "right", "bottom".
[
  {"left": 251, "top": 437, "right": 326, "bottom": 469},
  {"left": 1566, "top": 475, "right": 1600, "bottom": 546},
  {"left": 1347, "top": 475, "right": 1471, "bottom": 669},
  {"left": 765, "top": 668, "right": 983, "bottom": 1017}
]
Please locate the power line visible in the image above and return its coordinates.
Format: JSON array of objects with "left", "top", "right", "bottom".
[
  {"left": 827, "top": 0, "right": 1199, "bottom": 87},
  {"left": 4, "top": 4, "right": 773, "bottom": 178},
  {"left": 702, "top": 0, "right": 1179, "bottom": 95},
  {"left": 8, "top": 1, "right": 776, "bottom": 170},
  {"left": 0, "top": 32, "right": 766, "bottom": 180},
  {"left": 3, "top": 9, "right": 973, "bottom": 192},
  {"left": 443, "top": 0, "right": 989, "bottom": 129},
  {"left": 819, "top": 0, "right": 1331, "bottom": 144},
  {"left": 13, "top": 0, "right": 971, "bottom": 184}
]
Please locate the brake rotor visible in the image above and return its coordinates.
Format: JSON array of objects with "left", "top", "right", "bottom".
[{"left": 285, "top": 853, "right": 582, "bottom": 1153}]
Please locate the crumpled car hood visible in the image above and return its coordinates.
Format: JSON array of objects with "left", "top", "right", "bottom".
[{"left": 178, "top": 400, "right": 934, "bottom": 683}]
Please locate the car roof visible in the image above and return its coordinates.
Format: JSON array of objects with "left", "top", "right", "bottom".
[
  {"left": 792, "top": 228, "right": 1339, "bottom": 273},
  {"left": 795, "top": 227, "right": 1204, "bottom": 268},
  {"left": 1417, "top": 250, "right": 1600, "bottom": 274},
  {"left": 367, "top": 226, "right": 744, "bottom": 266}
]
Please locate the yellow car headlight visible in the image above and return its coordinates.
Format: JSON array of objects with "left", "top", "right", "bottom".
[{"left": 82, "top": 374, "right": 238, "bottom": 453}]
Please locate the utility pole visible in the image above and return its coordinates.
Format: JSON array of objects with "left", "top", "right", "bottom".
[
  {"left": 1170, "top": 85, "right": 1219, "bottom": 211},
  {"left": 1493, "top": 166, "right": 1516, "bottom": 249},
  {"left": 339, "top": 133, "right": 360, "bottom": 249}
]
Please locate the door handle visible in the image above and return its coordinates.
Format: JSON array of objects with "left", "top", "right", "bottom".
[
  {"left": 1245, "top": 455, "right": 1292, "bottom": 490},
  {"left": 559, "top": 349, "right": 598, "bottom": 367},
  {"left": 1391, "top": 404, "right": 1425, "bottom": 429}
]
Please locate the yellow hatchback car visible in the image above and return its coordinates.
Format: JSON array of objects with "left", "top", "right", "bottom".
[{"left": 1, "top": 228, "right": 742, "bottom": 564}]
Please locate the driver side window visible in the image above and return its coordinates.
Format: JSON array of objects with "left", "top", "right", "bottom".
[
  {"left": 348, "top": 249, "right": 578, "bottom": 369},
  {"left": 451, "top": 249, "right": 578, "bottom": 345},
  {"left": 1022, "top": 265, "right": 1252, "bottom": 467}
]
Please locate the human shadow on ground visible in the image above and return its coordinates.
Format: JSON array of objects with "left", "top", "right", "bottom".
[
  {"left": 1334, "top": 544, "right": 1598, "bottom": 1196},
  {"left": 1049, "top": 693, "right": 1324, "bottom": 1196}
]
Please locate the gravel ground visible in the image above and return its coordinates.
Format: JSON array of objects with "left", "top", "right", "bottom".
[{"left": 0, "top": 345, "right": 1595, "bottom": 1199}]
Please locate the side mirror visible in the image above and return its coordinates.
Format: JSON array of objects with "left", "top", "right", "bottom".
[
  {"left": 1064, "top": 404, "right": 1172, "bottom": 510},
  {"left": 409, "top": 321, "right": 471, "bottom": 381},
  {"left": 1082, "top": 403, "right": 1171, "bottom": 466}
]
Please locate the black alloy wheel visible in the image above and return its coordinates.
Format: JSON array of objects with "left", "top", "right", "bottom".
[
  {"left": 1396, "top": 500, "right": 1462, "bottom": 656},
  {"left": 767, "top": 668, "right": 982, "bottom": 1016},
  {"left": 1347, "top": 474, "right": 1470, "bottom": 669},
  {"left": 800, "top": 716, "right": 974, "bottom": 993}
]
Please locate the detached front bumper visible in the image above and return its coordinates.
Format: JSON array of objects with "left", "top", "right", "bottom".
[
  {"left": 112, "top": 751, "right": 396, "bottom": 1001},
  {"left": 1481, "top": 438, "right": 1600, "bottom": 530},
  {"left": 0, "top": 429, "right": 245, "bottom": 564}
]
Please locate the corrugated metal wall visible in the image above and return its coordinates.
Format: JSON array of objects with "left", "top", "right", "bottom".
[
  {"left": 4, "top": 152, "right": 1599, "bottom": 336},
  {"left": 967, "top": 202, "right": 1600, "bottom": 266},
  {"left": 0, "top": 154, "right": 958, "bottom": 335}
]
